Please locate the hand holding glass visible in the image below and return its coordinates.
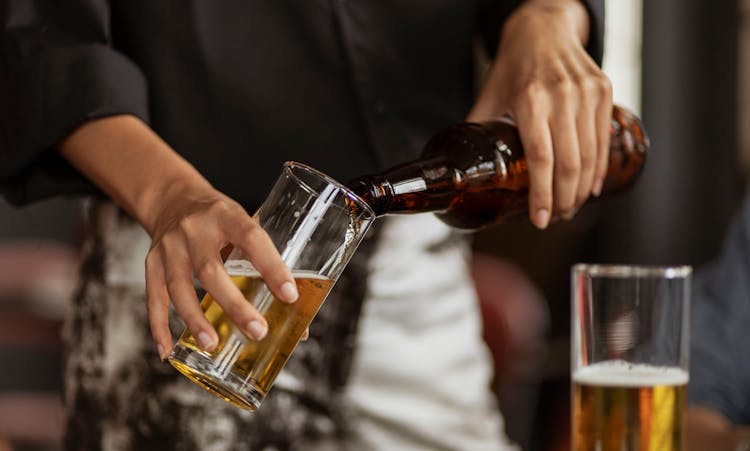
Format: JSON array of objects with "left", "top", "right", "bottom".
[{"left": 168, "top": 162, "right": 374, "bottom": 410}]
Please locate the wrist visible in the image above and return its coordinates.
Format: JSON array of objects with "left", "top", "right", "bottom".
[
  {"left": 505, "top": 0, "right": 589, "bottom": 46},
  {"left": 137, "top": 171, "right": 215, "bottom": 236},
  {"left": 59, "top": 115, "right": 215, "bottom": 235}
]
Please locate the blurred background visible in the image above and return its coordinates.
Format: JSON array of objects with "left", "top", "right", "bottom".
[{"left": 0, "top": 1, "right": 746, "bottom": 450}]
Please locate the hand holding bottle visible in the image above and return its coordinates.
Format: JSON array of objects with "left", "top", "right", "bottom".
[{"left": 468, "top": 0, "right": 612, "bottom": 229}]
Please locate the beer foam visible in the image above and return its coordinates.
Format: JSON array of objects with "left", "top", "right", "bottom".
[{"left": 573, "top": 360, "right": 689, "bottom": 387}]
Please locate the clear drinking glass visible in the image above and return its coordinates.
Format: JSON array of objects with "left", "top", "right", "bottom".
[
  {"left": 571, "top": 264, "right": 691, "bottom": 451},
  {"left": 168, "top": 161, "right": 375, "bottom": 410}
]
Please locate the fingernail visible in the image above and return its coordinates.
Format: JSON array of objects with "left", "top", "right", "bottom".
[
  {"left": 280, "top": 281, "right": 299, "bottom": 303},
  {"left": 592, "top": 179, "right": 603, "bottom": 197},
  {"left": 247, "top": 320, "right": 268, "bottom": 340},
  {"left": 157, "top": 344, "right": 167, "bottom": 361},
  {"left": 301, "top": 329, "right": 309, "bottom": 341},
  {"left": 534, "top": 208, "right": 550, "bottom": 229},
  {"left": 197, "top": 331, "right": 216, "bottom": 350}
]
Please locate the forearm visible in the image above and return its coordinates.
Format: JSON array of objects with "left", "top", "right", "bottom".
[{"left": 58, "top": 115, "right": 213, "bottom": 235}]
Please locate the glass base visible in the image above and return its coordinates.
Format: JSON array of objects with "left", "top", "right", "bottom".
[{"left": 168, "top": 343, "right": 265, "bottom": 411}]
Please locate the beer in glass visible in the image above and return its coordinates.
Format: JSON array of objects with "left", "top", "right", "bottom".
[
  {"left": 168, "top": 162, "right": 375, "bottom": 410},
  {"left": 571, "top": 264, "right": 691, "bottom": 451}
]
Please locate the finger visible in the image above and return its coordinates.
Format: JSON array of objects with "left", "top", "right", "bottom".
[
  {"left": 515, "top": 101, "right": 554, "bottom": 229},
  {"left": 191, "top": 242, "right": 268, "bottom": 341},
  {"left": 163, "top": 243, "right": 218, "bottom": 351},
  {"left": 593, "top": 88, "right": 613, "bottom": 196},
  {"left": 574, "top": 98, "right": 597, "bottom": 207},
  {"left": 227, "top": 217, "right": 298, "bottom": 303},
  {"left": 301, "top": 328, "right": 309, "bottom": 341},
  {"left": 549, "top": 105, "right": 581, "bottom": 217},
  {"left": 145, "top": 251, "right": 172, "bottom": 360}
]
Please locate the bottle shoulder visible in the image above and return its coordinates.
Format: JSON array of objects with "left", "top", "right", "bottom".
[{"left": 421, "top": 119, "right": 523, "bottom": 164}]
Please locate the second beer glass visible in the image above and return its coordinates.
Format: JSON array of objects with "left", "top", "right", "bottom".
[{"left": 571, "top": 264, "right": 691, "bottom": 451}]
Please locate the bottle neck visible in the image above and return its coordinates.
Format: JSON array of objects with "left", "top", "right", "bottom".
[
  {"left": 347, "top": 176, "right": 393, "bottom": 217},
  {"left": 346, "top": 157, "right": 454, "bottom": 217}
]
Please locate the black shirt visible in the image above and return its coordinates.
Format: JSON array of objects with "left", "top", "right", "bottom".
[{"left": 0, "top": 0, "right": 603, "bottom": 211}]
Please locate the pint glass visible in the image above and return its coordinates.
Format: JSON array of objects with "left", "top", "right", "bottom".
[
  {"left": 571, "top": 264, "right": 691, "bottom": 451},
  {"left": 168, "top": 162, "right": 375, "bottom": 410}
]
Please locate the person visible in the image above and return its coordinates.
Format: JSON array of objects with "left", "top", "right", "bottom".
[
  {"left": 0, "top": 0, "right": 609, "bottom": 449},
  {"left": 687, "top": 186, "right": 750, "bottom": 451}
]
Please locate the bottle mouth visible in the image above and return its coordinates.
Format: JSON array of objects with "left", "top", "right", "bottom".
[
  {"left": 345, "top": 176, "right": 390, "bottom": 217},
  {"left": 282, "top": 161, "right": 376, "bottom": 221}
]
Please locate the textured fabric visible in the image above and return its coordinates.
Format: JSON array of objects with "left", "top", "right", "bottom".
[
  {"left": 688, "top": 187, "right": 750, "bottom": 425},
  {"left": 64, "top": 200, "right": 381, "bottom": 450},
  {"left": 63, "top": 204, "right": 511, "bottom": 450},
  {"left": 1, "top": 0, "right": 604, "bottom": 209},
  {"left": 347, "top": 214, "right": 517, "bottom": 451}
]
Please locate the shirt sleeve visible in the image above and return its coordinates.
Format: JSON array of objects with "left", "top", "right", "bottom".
[
  {"left": 477, "top": 0, "right": 605, "bottom": 65},
  {"left": 688, "top": 188, "right": 750, "bottom": 425},
  {"left": 0, "top": 0, "right": 149, "bottom": 206}
]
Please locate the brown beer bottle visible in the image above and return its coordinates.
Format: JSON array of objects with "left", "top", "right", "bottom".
[{"left": 347, "top": 105, "right": 648, "bottom": 230}]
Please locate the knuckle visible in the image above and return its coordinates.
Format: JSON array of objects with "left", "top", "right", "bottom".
[
  {"left": 525, "top": 147, "right": 553, "bottom": 168},
  {"left": 520, "top": 80, "right": 543, "bottom": 99},
  {"left": 557, "top": 159, "right": 580, "bottom": 178},
  {"left": 555, "top": 79, "right": 574, "bottom": 98},
  {"left": 177, "top": 215, "right": 197, "bottom": 235},
  {"left": 580, "top": 151, "right": 595, "bottom": 168},
  {"left": 596, "top": 74, "right": 613, "bottom": 96},
  {"left": 579, "top": 76, "right": 598, "bottom": 95},
  {"left": 239, "top": 218, "right": 265, "bottom": 243},
  {"left": 195, "top": 258, "right": 220, "bottom": 281},
  {"left": 513, "top": 81, "right": 544, "bottom": 110},
  {"left": 157, "top": 232, "right": 177, "bottom": 249},
  {"left": 544, "top": 70, "right": 574, "bottom": 96},
  {"left": 209, "top": 198, "right": 234, "bottom": 217}
]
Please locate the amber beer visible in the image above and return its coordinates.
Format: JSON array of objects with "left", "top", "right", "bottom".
[
  {"left": 171, "top": 270, "right": 334, "bottom": 409},
  {"left": 573, "top": 361, "right": 688, "bottom": 451}
]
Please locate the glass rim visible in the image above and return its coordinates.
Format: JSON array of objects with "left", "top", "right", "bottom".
[
  {"left": 572, "top": 263, "right": 692, "bottom": 279},
  {"left": 282, "top": 161, "right": 376, "bottom": 220}
]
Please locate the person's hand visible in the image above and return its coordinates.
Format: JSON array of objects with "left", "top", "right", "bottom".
[
  {"left": 686, "top": 407, "right": 750, "bottom": 451},
  {"left": 58, "top": 115, "right": 299, "bottom": 360},
  {"left": 468, "top": 0, "right": 612, "bottom": 229},
  {"left": 145, "top": 183, "right": 301, "bottom": 359}
]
